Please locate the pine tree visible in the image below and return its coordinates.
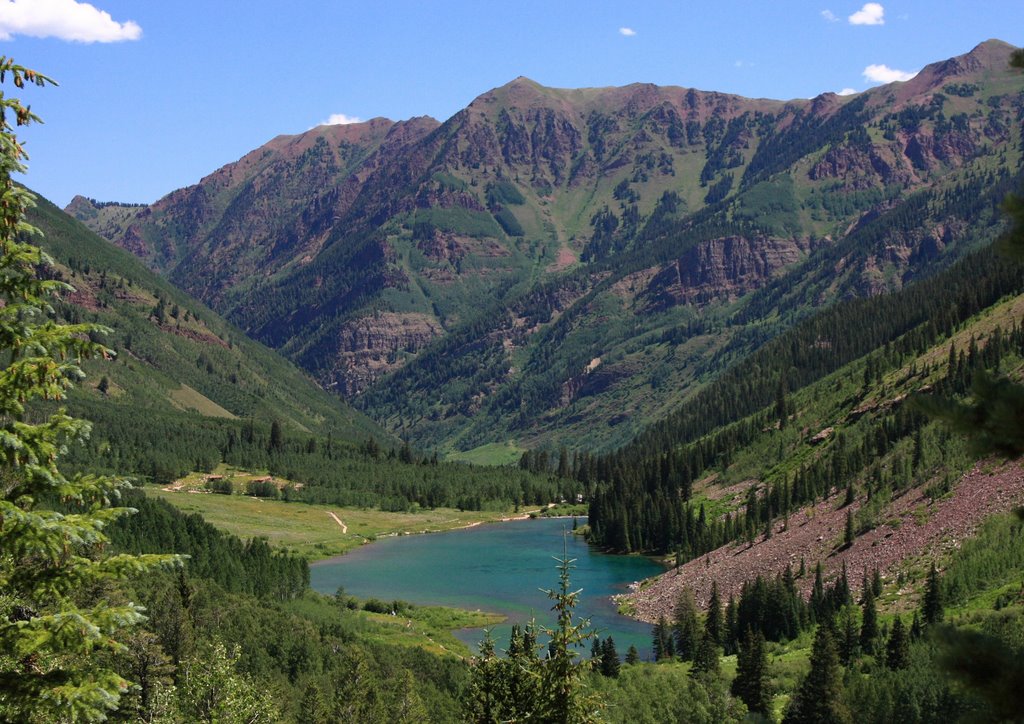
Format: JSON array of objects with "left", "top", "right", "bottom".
[
  {"left": 910, "top": 610, "right": 924, "bottom": 641},
  {"left": 784, "top": 624, "right": 851, "bottom": 724},
  {"left": 673, "top": 587, "right": 700, "bottom": 660},
  {"left": 625, "top": 645, "right": 640, "bottom": 665},
  {"left": 724, "top": 596, "right": 739, "bottom": 655},
  {"left": 268, "top": 419, "right": 284, "bottom": 452},
  {"left": 599, "top": 637, "right": 620, "bottom": 678},
  {"left": 538, "top": 554, "right": 603, "bottom": 723},
  {"left": 652, "top": 615, "right": 668, "bottom": 661},
  {"left": 298, "top": 683, "right": 328, "bottom": 724},
  {"left": 886, "top": 615, "right": 910, "bottom": 670},
  {"left": 871, "top": 568, "right": 883, "bottom": 598},
  {"left": 690, "top": 630, "right": 720, "bottom": 679},
  {"left": 921, "top": 562, "right": 944, "bottom": 626},
  {"left": 860, "top": 587, "right": 879, "bottom": 657},
  {"left": 732, "top": 628, "right": 771, "bottom": 716},
  {"left": 811, "top": 562, "right": 827, "bottom": 621},
  {"left": 837, "top": 605, "right": 860, "bottom": 667},
  {"left": 505, "top": 621, "right": 541, "bottom": 721},
  {"left": 0, "top": 58, "right": 179, "bottom": 723},
  {"left": 705, "top": 580, "right": 723, "bottom": 645},
  {"left": 463, "top": 630, "right": 507, "bottom": 723}
]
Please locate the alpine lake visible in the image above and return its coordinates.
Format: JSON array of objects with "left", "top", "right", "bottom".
[{"left": 310, "top": 517, "right": 664, "bottom": 659}]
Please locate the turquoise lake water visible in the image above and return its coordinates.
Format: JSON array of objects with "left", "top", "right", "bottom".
[{"left": 309, "top": 517, "right": 664, "bottom": 659}]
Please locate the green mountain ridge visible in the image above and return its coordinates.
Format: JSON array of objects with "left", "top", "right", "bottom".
[{"left": 68, "top": 39, "right": 1024, "bottom": 457}]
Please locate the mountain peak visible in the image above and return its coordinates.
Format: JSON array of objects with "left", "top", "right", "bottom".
[{"left": 875, "top": 38, "right": 1019, "bottom": 106}]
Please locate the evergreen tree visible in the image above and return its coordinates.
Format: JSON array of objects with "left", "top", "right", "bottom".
[
  {"left": 673, "top": 587, "right": 700, "bottom": 660},
  {"left": 463, "top": 630, "right": 507, "bottom": 723},
  {"left": 910, "top": 610, "right": 924, "bottom": 641},
  {"left": 921, "top": 562, "right": 944, "bottom": 626},
  {"left": 652, "top": 615, "right": 669, "bottom": 661},
  {"left": 705, "top": 580, "right": 723, "bottom": 645},
  {"left": 724, "top": 596, "right": 740, "bottom": 655},
  {"left": 837, "top": 605, "right": 860, "bottom": 667},
  {"left": 860, "top": 587, "right": 879, "bottom": 657},
  {"left": 599, "top": 637, "right": 620, "bottom": 678},
  {"left": 0, "top": 58, "right": 179, "bottom": 723},
  {"left": 268, "top": 419, "right": 284, "bottom": 452},
  {"left": 886, "top": 615, "right": 910, "bottom": 670},
  {"left": 731, "top": 628, "right": 771, "bottom": 716},
  {"left": 690, "top": 630, "right": 720, "bottom": 679},
  {"left": 871, "top": 568, "right": 883, "bottom": 598},
  {"left": 538, "top": 554, "right": 603, "bottom": 723},
  {"left": 504, "top": 621, "right": 541, "bottom": 721},
  {"left": 298, "top": 683, "right": 328, "bottom": 724},
  {"left": 784, "top": 624, "right": 851, "bottom": 724},
  {"left": 811, "top": 562, "right": 827, "bottom": 622},
  {"left": 624, "top": 645, "right": 640, "bottom": 665}
]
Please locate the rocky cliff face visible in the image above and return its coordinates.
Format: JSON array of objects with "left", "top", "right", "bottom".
[
  {"left": 640, "top": 235, "right": 812, "bottom": 310},
  {"left": 327, "top": 312, "right": 443, "bottom": 395}
]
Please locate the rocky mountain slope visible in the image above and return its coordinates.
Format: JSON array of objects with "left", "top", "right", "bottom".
[{"left": 70, "top": 39, "right": 1024, "bottom": 454}]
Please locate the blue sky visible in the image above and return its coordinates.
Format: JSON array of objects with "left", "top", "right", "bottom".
[{"left": 4, "top": 0, "right": 1023, "bottom": 207}]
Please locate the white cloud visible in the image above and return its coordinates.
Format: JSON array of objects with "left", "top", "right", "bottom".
[
  {"left": 323, "top": 113, "right": 362, "bottom": 126},
  {"left": 619, "top": 27, "right": 636, "bottom": 37},
  {"left": 0, "top": 0, "right": 141, "bottom": 42},
  {"left": 837, "top": 87, "right": 859, "bottom": 96},
  {"left": 849, "top": 2, "right": 884, "bottom": 25},
  {"left": 863, "top": 63, "right": 917, "bottom": 83},
  {"left": 821, "top": 10, "right": 839, "bottom": 22}
]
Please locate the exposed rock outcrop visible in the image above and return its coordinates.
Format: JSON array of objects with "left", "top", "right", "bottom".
[
  {"left": 641, "top": 235, "right": 810, "bottom": 310},
  {"left": 326, "top": 312, "right": 443, "bottom": 395}
]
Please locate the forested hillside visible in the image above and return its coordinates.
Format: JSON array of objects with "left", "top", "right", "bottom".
[
  {"left": 31, "top": 192, "right": 385, "bottom": 443},
  {"left": 585, "top": 243, "right": 1024, "bottom": 556}
]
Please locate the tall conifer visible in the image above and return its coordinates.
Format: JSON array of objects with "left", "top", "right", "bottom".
[{"left": 0, "top": 58, "right": 180, "bottom": 722}]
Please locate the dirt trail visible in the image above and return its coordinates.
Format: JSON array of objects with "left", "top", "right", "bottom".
[
  {"left": 326, "top": 511, "right": 348, "bottom": 533},
  {"left": 622, "top": 459, "right": 1024, "bottom": 623}
]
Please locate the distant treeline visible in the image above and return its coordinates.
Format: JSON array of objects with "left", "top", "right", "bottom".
[{"left": 64, "top": 399, "right": 574, "bottom": 513}]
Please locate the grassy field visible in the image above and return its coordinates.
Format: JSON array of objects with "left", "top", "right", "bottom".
[
  {"left": 359, "top": 605, "right": 503, "bottom": 657},
  {"left": 282, "top": 592, "right": 504, "bottom": 658},
  {"left": 146, "top": 481, "right": 524, "bottom": 560},
  {"left": 446, "top": 441, "right": 526, "bottom": 466}
]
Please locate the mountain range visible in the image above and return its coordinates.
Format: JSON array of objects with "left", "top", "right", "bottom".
[{"left": 68, "top": 39, "right": 1024, "bottom": 456}]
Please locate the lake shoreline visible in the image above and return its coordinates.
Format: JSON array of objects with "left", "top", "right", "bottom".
[
  {"left": 310, "top": 517, "right": 664, "bottom": 660},
  {"left": 309, "top": 510, "right": 590, "bottom": 566}
]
